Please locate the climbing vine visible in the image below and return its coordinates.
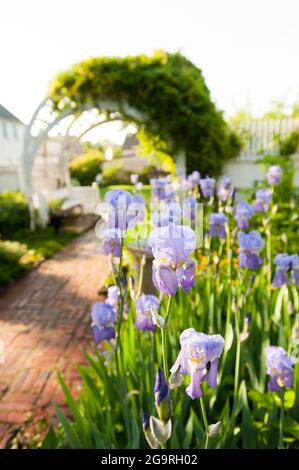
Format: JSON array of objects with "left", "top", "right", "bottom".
[{"left": 48, "top": 51, "right": 240, "bottom": 175}]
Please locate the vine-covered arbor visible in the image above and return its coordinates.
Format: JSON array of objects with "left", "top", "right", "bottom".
[{"left": 22, "top": 51, "right": 239, "bottom": 224}]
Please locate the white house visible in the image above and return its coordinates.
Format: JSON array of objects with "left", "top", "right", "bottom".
[
  {"left": 0, "top": 104, "right": 82, "bottom": 193},
  {"left": 0, "top": 104, "right": 26, "bottom": 191}
]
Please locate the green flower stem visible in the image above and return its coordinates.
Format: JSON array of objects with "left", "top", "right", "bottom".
[
  {"left": 161, "top": 328, "right": 168, "bottom": 382},
  {"left": 114, "top": 237, "right": 132, "bottom": 445},
  {"left": 265, "top": 187, "right": 275, "bottom": 330},
  {"left": 161, "top": 295, "right": 172, "bottom": 382},
  {"left": 219, "top": 225, "right": 232, "bottom": 381},
  {"left": 265, "top": 226, "right": 271, "bottom": 331},
  {"left": 233, "top": 314, "right": 241, "bottom": 403},
  {"left": 206, "top": 235, "right": 213, "bottom": 333},
  {"left": 200, "top": 394, "right": 210, "bottom": 449},
  {"left": 115, "top": 237, "right": 125, "bottom": 369},
  {"left": 279, "top": 388, "right": 285, "bottom": 449},
  {"left": 233, "top": 270, "right": 247, "bottom": 408},
  {"left": 283, "top": 288, "right": 291, "bottom": 343},
  {"left": 137, "top": 254, "right": 146, "bottom": 298}
]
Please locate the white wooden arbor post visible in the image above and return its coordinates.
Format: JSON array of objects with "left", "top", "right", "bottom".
[
  {"left": 21, "top": 99, "right": 73, "bottom": 229},
  {"left": 175, "top": 149, "right": 186, "bottom": 179}
]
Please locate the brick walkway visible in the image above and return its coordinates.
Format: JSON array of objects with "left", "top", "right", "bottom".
[{"left": 0, "top": 229, "right": 109, "bottom": 447}]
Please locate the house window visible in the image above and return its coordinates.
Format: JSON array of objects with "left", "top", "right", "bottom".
[{"left": 2, "top": 123, "right": 8, "bottom": 139}]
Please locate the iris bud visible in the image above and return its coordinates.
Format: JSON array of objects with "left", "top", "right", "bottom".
[
  {"left": 208, "top": 421, "right": 221, "bottom": 438},
  {"left": 240, "top": 313, "right": 251, "bottom": 342},
  {"left": 154, "top": 368, "right": 172, "bottom": 423}
]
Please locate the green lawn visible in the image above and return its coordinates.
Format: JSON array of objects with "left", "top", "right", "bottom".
[
  {"left": 11, "top": 228, "right": 79, "bottom": 258},
  {"left": 0, "top": 228, "right": 79, "bottom": 288}
]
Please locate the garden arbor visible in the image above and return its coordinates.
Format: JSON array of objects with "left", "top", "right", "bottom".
[{"left": 22, "top": 51, "right": 238, "bottom": 227}]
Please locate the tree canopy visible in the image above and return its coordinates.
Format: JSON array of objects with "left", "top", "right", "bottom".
[{"left": 48, "top": 51, "right": 240, "bottom": 175}]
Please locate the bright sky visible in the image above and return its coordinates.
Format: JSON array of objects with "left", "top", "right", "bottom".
[{"left": 0, "top": 0, "right": 298, "bottom": 139}]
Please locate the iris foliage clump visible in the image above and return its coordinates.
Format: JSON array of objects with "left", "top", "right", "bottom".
[{"left": 43, "top": 160, "right": 299, "bottom": 450}]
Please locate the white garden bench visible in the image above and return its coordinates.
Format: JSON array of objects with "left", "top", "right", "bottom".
[
  {"left": 43, "top": 184, "right": 100, "bottom": 214},
  {"left": 45, "top": 187, "right": 83, "bottom": 214}
]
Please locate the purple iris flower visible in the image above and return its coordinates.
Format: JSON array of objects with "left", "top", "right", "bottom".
[
  {"left": 220, "top": 176, "right": 231, "bottom": 189},
  {"left": 253, "top": 188, "right": 272, "bottom": 213},
  {"left": 136, "top": 182, "right": 143, "bottom": 191},
  {"left": 183, "top": 196, "right": 197, "bottom": 223},
  {"left": 235, "top": 202, "right": 254, "bottom": 230},
  {"left": 209, "top": 213, "right": 227, "bottom": 239},
  {"left": 265, "top": 346, "right": 296, "bottom": 391},
  {"left": 150, "top": 175, "right": 176, "bottom": 202},
  {"left": 151, "top": 203, "right": 181, "bottom": 228},
  {"left": 199, "top": 177, "right": 216, "bottom": 198},
  {"left": 106, "top": 284, "right": 128, "bottom": 313},
  {"left": 187, "top": 171, "right": 200, "bottom": 188},
  {"left": 170, "top": 328, "right": 224, "bottom": 400},
  {"left": 102, "top": 228, "right": 122, "bottom": 257},
  {"left": 165, "top": 190, "right": 176, "bottom": 203},
  {"left": 148, "top": 223, "right": 196, "bottom": 296},
  {"left": 266, "top": 165, "right": 281, "bottom": 185},
  {"left": 104, "top": 189, "right": 145, "bottom": 230},
  {"left": 91, "top": 301, "right": 116, "bottom": 343},
  {"left": 142, "top": 412, "right": 150, "bottom": 430},
  {"left": 238, "top": 231, "right": 264, "bottom": 269},
  {"left": 217, "top": 177, "right": 233, "bottom": 202},
  {"left": 154, "top": 367, "right": 169, "bottom": 405},
  {"left": 105, "top": 285, "right": 118, "bottom": 310},
  {"left": 135, "top": 294, "right": 160, "bottom": 332},
  {"left": 273, "top": 253, "right": 299, "bottom": 288}
]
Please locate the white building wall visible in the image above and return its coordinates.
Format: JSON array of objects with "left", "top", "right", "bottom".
[
  {"left": 224, "top": 118, "right": 299, "bottom": 189},
  {"left": 0, "top": 122, "right": 82, "bottom": 193},
  {"left": 0, "top": 120, "right": 25, "bottom": 166},
  {"left": 222, "top": 160, "right": 264, "bottom": 189},
  {"left": 0, "top": 119, "right": 25, "bottom": 191},
  {"left": 223, "top": 154, "right": 299, "bottom": 189}
]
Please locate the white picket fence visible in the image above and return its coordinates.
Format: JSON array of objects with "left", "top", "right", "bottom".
[
  {"left": 224, "top": 117, "right": 299, "bottom": 188},
  {"left": 234, "top": 117, "right": 299, "bottom": 162}
]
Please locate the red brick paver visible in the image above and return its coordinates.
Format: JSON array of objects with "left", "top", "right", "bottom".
[{"left": 0, "top": 230, "right": 109, "bottom": 447}]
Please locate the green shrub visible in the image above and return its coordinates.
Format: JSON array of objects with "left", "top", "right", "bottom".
[
  {"left": 257, "top": 130, "right": 299, "bottom": 202},
  {"left": 101, "top": 155, "right": 175, "bottom": 186},
  {"left": 278, "top": 130, "right": 299, "bottom": 156},
  {"left": 0, "top": 191, "right": 30, "bottom": 238},
  {"left": 0, "top": 229, "right": 78, "bottom": 287},
  {"left": 101, "top": 160, "right": 123, "bottom": 185},
  {"left": 48, "top": 198, "right": 65, "bottom": 214},
  {"left": 0, "top": 240, "right": 41, "bottom": 285},
  {"left": 69, "top": 150, "right": 104, "bottom": 185}
]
